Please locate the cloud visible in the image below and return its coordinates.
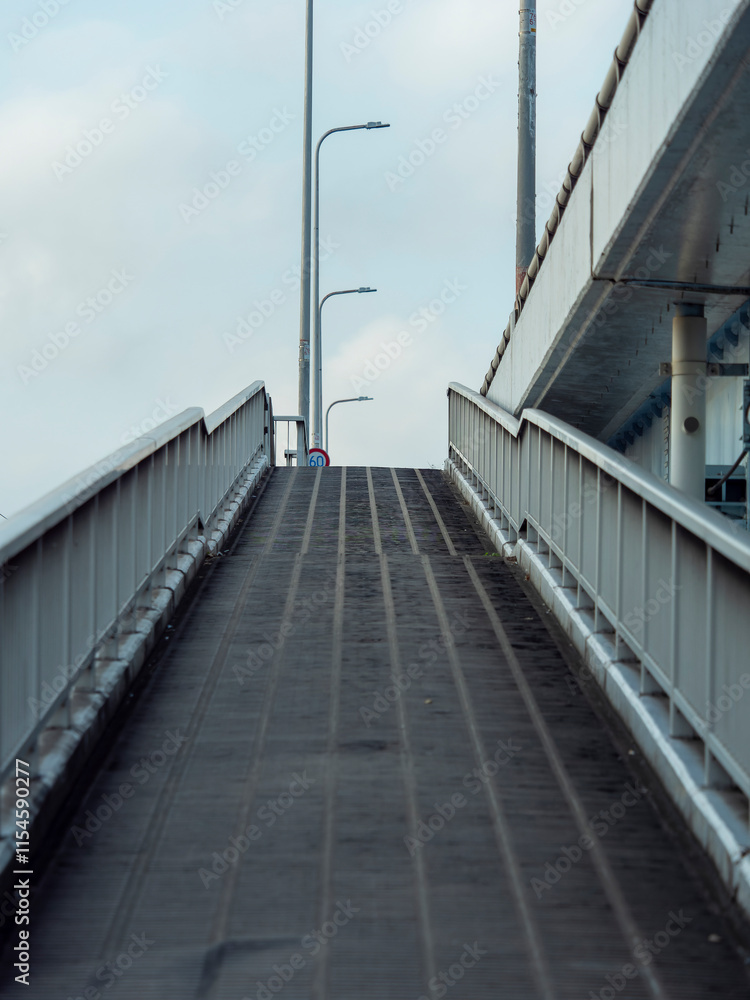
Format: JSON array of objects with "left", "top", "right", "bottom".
[{"left": 0, "top": 0, "right": 643, "bottom": 517}]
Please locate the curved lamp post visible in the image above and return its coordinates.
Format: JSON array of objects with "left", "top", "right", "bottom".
[
  {"left": 325, "top": 396, "right": 373, "bottom": 456},
  {"left": 312, "top": 120, "right": 389, "bottom": 446},
  {"left": 315, "top": 286, "right": 376, "bottom": 448}
]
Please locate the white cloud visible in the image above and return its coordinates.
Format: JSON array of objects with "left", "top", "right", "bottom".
[{"left": 0, "top": 0, "right": 642, "bottom": 517}]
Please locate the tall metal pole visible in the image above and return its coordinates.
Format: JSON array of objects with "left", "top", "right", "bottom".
[
  {"left": 312, "top": 122, "right": 389, "bottom": 447},
  {"left": 297, "top": 0, "right": 313, "bottom": 463},
  {"left": 516, "top": 2, "right": 537, "bottom": 294},
  {"left": 325, "top": 396, "right": 373, "bottom": 454},
  {"left": 315, "top": 287, "right": 377, "bottom": 447},
  {"left": 312, "top": 128, "right": 323, "bottom": 447}
]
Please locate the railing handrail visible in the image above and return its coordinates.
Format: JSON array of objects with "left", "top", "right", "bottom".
[
  {"left": 0, "top": 378, "right": 271, "bottom": 804},
  {"left": 450, "top": 382, "right": 750, "bottom": 573},
  {"left": 449, "top": 380, "right": 750, "bottom": 818},
  {"left": 0, "top": 381, "right": 266, "bottom": 566}
]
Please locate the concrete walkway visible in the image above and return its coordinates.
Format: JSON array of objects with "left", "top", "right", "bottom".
[{"left": 6, "top": 468, "right": 750, "bottom": 999}]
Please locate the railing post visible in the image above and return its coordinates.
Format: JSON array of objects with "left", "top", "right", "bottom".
[
  {"left": 704, "top": 546, "right": 715, "bottom": 784},
  {"left": 576, "top": 455, "right": 583, "bottom": 607}
]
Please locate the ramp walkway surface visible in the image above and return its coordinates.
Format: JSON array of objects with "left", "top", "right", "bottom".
[{"left": 6, "top": 467, "right": 750, "bottom": 999}]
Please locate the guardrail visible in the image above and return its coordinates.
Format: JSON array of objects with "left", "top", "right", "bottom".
[
  {"left": 272, "top": 415, "right": 309, "bottom": 467},
  {"left": 0, "top": 380, "right": 272, "bottom": 816},
  {"left": 448, "top": 382, "right": 750, "bottom": 810}
]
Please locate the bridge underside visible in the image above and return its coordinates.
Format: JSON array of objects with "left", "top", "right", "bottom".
[
  {"left": 488, "top": 0, "right": 750, "bottom": 445},
  {"left": 9, "top": 468, "right": 750, "bottom": 998}
]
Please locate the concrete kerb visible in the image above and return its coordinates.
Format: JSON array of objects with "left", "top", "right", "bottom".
[
  {"left": 445, "top": 456, "right": 750, "bottom": 923},
  {"left": 0, "top": 454, "right": 270, "bottom": 935}
]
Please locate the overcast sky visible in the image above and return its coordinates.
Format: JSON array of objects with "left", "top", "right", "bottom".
[{"left": 0, "top": 0, "right": 635, "bottom": 519}]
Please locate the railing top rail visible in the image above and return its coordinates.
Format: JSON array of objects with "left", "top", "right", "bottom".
[
  {"left": 0, "top": 379, "right": 266, "bottom": 566},
  {"left": 449, "top": 381, "right": 750, "bottom": 573},
  {"left": 203, "top": 379, "right": 265, "bottom": 435}
]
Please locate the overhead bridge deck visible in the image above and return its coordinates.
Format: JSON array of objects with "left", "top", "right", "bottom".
[{"left": 9, "top": 468, "right": 750, "bottom": 999}]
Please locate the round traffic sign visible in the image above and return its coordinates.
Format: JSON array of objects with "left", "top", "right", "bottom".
[{"left": 308, "top": 448, "right": 330, "bottom": 467}]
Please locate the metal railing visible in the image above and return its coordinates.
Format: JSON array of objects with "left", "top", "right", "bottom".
[
  {"left": 272, "top": 415, "right": 308, "bottom": 467},
  {"left": 449, "top": 382, "right": 750, "bottom": 804},
  {"left": 0, "top": 380, "right": 272, "bottom": 804}
]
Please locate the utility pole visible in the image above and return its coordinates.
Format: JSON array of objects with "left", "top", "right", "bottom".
[
  {"left": 297, "top": 0, "right": 313, "bottom": 462},
  {"left": 516, "top": 1, "right": 537, "bottom": 294}
]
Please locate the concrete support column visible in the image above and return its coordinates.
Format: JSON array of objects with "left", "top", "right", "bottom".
[{"left": 670, "top": 303, "right": 707, "bottom": 500}]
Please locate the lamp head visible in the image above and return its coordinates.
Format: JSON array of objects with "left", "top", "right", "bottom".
[
  {"left": 365, "top": 121, "right": 390, "bottom": 129},
  {"left": 358, "top": 287, "right": 377, "bottom": 293}
]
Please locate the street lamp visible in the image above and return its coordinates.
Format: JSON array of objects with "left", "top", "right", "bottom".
[
  {"left": 325, "top": 396, "right": 373, "bottom": 456},
  {"left": 312, "top": 120, "right": 389, "bottom": 446},
  {"left": 315, "top": 287, "right": 377, "bottom": 447}
]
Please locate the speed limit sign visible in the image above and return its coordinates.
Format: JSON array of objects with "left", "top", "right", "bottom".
[{"left": 308, "top": 448, "right": 330, "bottom": 467}]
